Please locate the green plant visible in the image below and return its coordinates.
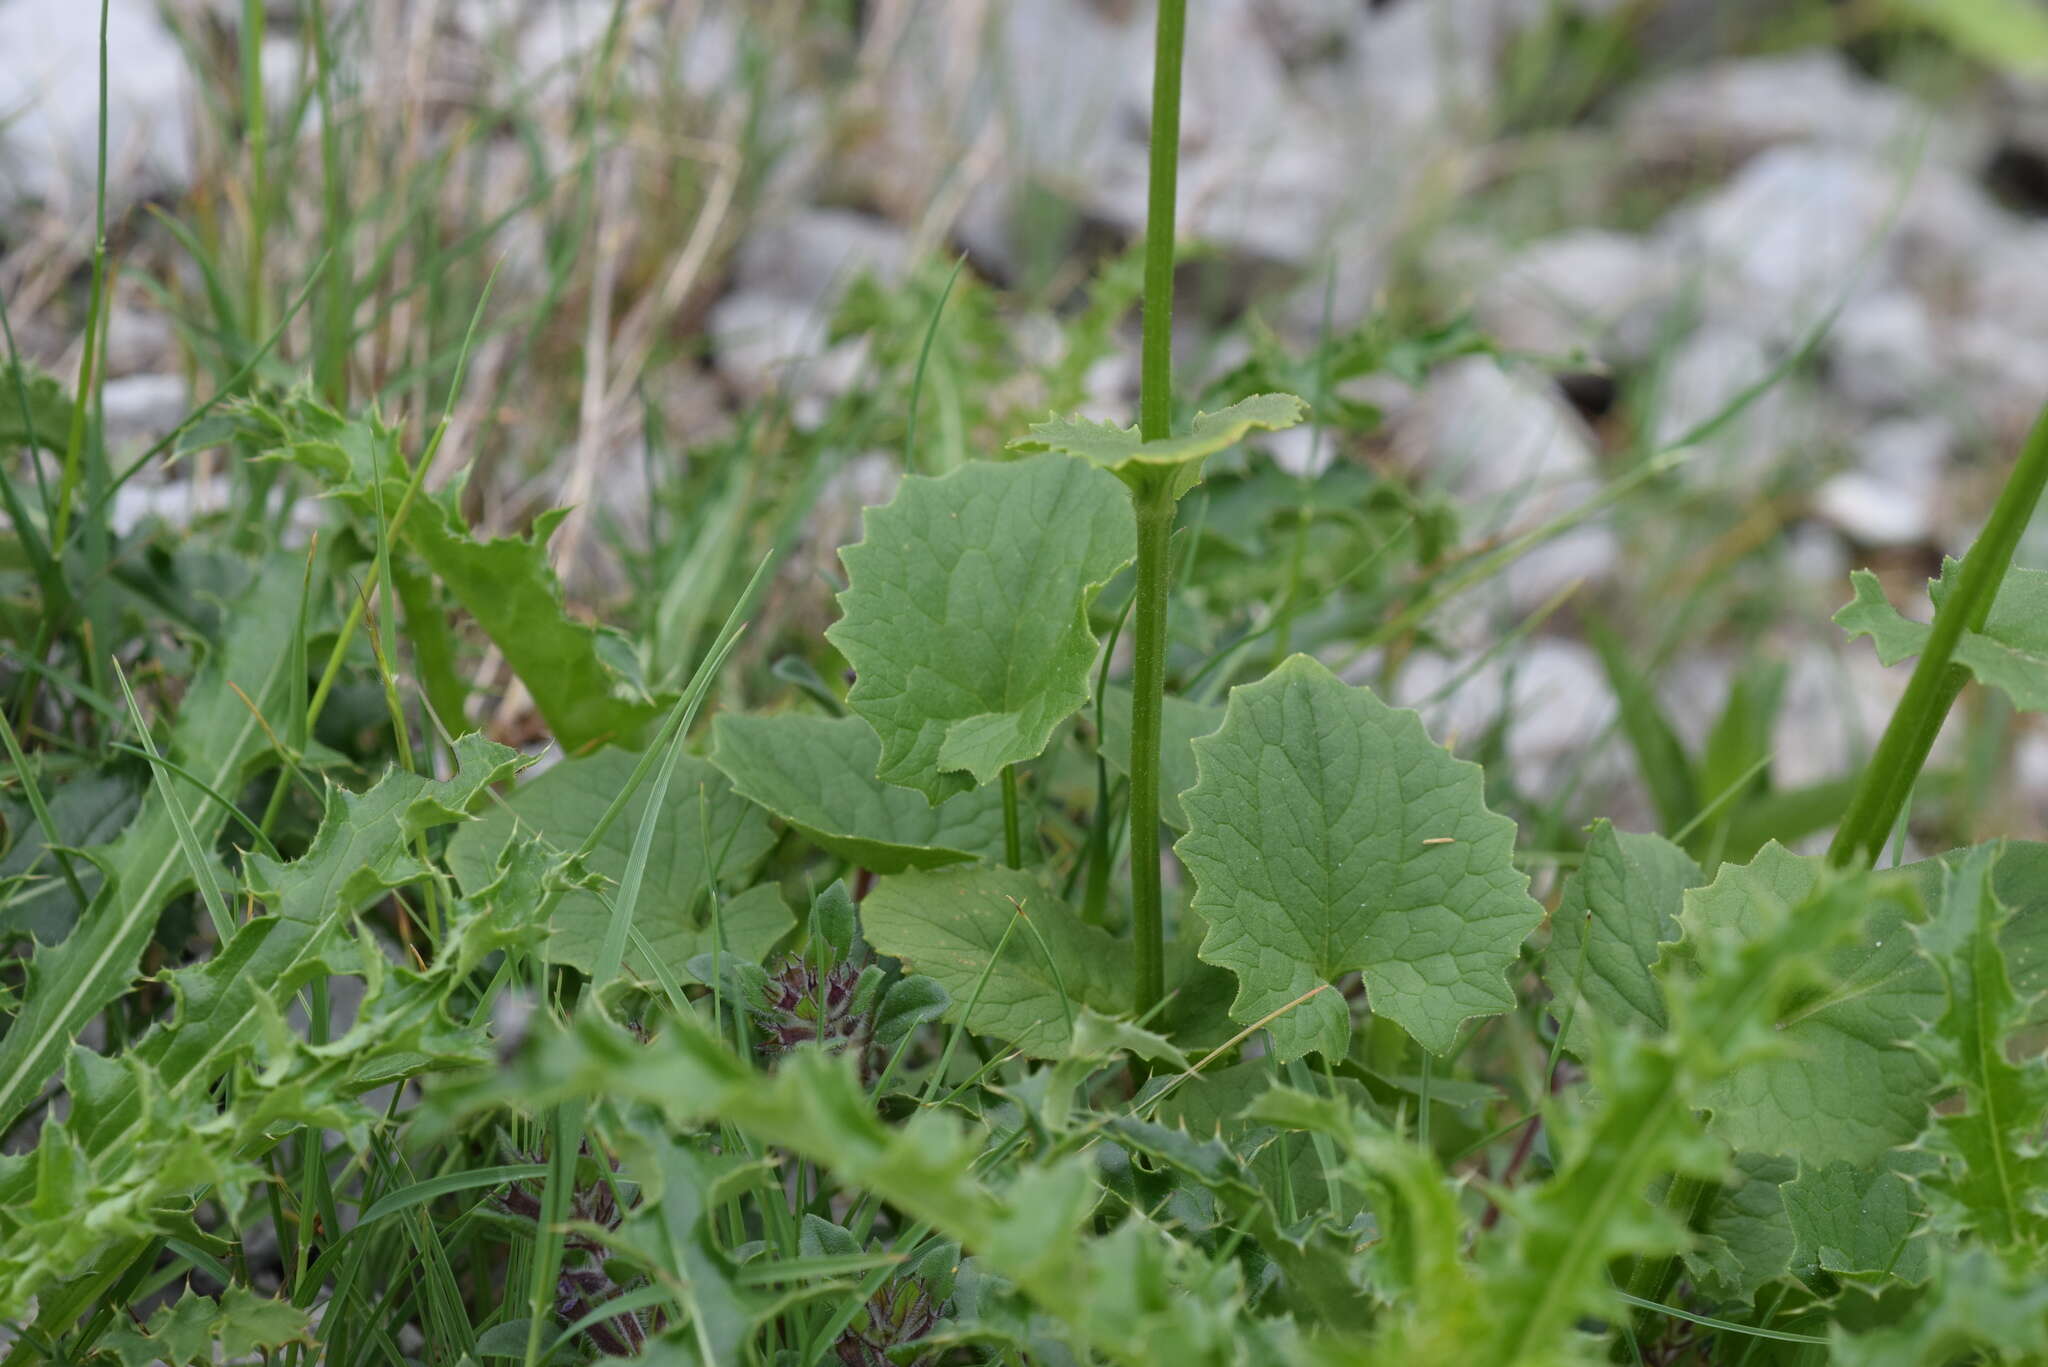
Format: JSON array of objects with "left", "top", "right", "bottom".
[{"left": 7, "top": 1, "right": 2048, "bottom": 1363}]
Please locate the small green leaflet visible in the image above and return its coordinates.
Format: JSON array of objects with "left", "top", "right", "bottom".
[
  {"left": 827, "top": 452, "right": 1134, "bottom": 803},
  {"left": 709, "top": 712, "right": 1007, "bottom": 871},
  {"left": 1670, "top": 843, "right": 1941, "bottom": 1167},
  {"left": 1543, "top": 821, "right": 1701, "bottom": 1051},
  {"left": 1836, "top": 561, "right": 2048, "bottom": 713},
  {"left": 1682, "top": 1153, "right": 1796, "bottom": 1306},
  {"left": 447, "top": 747, "right": 785, "bottom": 981},
  {"left": 1008, "top": 393, "right": 1308, "bottom": 498},
  {"left": 1912, "top": 844, "right": 2048, "bottom": 1261},
  {"left": 1176, "top": 654, "right": 1541, "bottom": 1059},
  {"left": 860, "top": 865, "right": 1129, "bottom": 1057}
]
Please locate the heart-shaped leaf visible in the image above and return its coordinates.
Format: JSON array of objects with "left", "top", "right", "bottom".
[
  {"left": 826, "top": 453, "right": 1134, "bottom": 804},
  {"left": 709, "top": 712, "right": 1006, "bottom": 872},
  {"left": 1176, "top": 654, "right": 1542, "bottom": 1060}
]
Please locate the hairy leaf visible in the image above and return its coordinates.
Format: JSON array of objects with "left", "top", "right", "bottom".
[
  {"left": 1009, "top": 393, "right": 1308, "bottom": 498},
  {"left": 709, "top": 712, "right": 1006, "bottom": 871},
  {"left": 448, "top": 747, "right": 782, "bottom": 980},
  {"left": 1912, "top": 844, "right": 2048, "bottom": 1261},
  {"left": 0, "top": 566, "right": 302, "bottom": 1136},
  {"left": 1836, "top": 562, "right": 2048, "bottom": 714},
  {"left": 861, "top": 865, "right": 1129, "bottom": 1056},
  {"left": 1176, "top": 654, "right": 1541, "bottom": 1059},
  {"left": 1543, "top": 821, "right": 1701, "bottom": 1051},
  {"left": 1674, "top": 843, "right": 1940, "bottom": 1166},
  {"left": 826, "top": 452, "right": 1134, "bottom": 803}
]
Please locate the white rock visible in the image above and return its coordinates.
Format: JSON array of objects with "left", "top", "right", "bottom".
[
  {"left": 1621, "top": 50, "right": 1952, "bottom": 167},
  {"left": 1397, "top": 637, "right": 1622, "bottom": 800},
  {"left": 1960, "top": 224, "right": 2048, "bottom": 340},
  {"left": 100, "top": 373, "right": 188, "bottom": 449},
  {"left": 1258, "top": 425, "right": 1333, "bottom": 480},
  {"left": 1392, "top": 357, "right": 1598, "bottom": 512},
  {"left": 1663, "top": 146, "right": 1898, "bottom": 344},
  {"left": 0, "top": 0, "right": 194, "bottom": 215},
  {"left": 1650, "top": 328, "right": 1788, "bottom": 485},
  {"left": 1474, "top": 228, "right": 1676, "bottom": 364},
  {"left": 1949, "top": 319, "right": 2048, "bottom": 447},
  {"left": 1827, "top": 290, "right": 1940, "bottom": 411},
  {"left": 705, "top": 291, "right": 867, "bottom": 419},
  {"left": 730, "top": 209, "right": 910, "bottom": 315},
  {"left": 1812, "top": 416, "right": 1951, "bottom": 551},
  {"left": 100, "top": 303, "right": 175, "bottom": 378}
]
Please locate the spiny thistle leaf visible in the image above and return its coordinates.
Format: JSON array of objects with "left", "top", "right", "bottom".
[
  {"left": 223, "top": 386, "right": 670, "bottom": 750},
  {"left": 0, "top": 565, "right": 302, "bottom": 1137},
  {"left": 1911, "top": 843, "right": 2048, "bottom": 1263}
]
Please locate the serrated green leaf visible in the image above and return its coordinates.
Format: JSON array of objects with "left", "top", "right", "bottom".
[
  {"left": 709, "top": 712, "right": 1007, "bottom": 871},
  {"left": 1783, "top": 1158, "right": 1931, "bottom": 1284},
  {"left": 1836, "top": 563, "right": 2048, "bottom": 713},
  {"left": 1673, "top": 843, "right": 1941, "bottom": 1166},
  {"left": 1008, "top": 393, "right": 1308, "bottom": 498},
  {"left": 1544, "top": 821, "right": 1702, "bottom": 1051},
  {"left": 448, "top": 747, "right": 782, "bottom": 981},
  {"left": 860, "top": 865, "right": 1129, "bottom": 1057},
  {"left": 1175, "top": 654, "right": 1542, "bottom": 1060},
  {"left": 826, "top": 453, "right": 1134, "bottom": 803},
  {"left": 0, "top": 566, "right": 302, "bottom": 1137},
  {"left": 1097, "top": 686, "right": 1223, "bottom": 832},
  {"left": 1912, "top": 844, "right": 2048, "bottom": 1261}
]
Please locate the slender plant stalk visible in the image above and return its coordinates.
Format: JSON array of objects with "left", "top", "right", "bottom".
[
  {"left": 1125, "top": 0, "right": 1189, "bottom": 1020},
  {"left": 1001, "top": 765, "right": 1024, "bottom": 869},
  {"left": 1128, "top": 485, "right": 1176, "bottom": 1014},
  {"left": 53, "top": 0, "right": 112, "bottom": 549},
  {"left": 1827, "top": 400, "right": 2048, "bottom": 868},
  {"left": 242, "top": 0, "right": 270, "bottom": 336}
]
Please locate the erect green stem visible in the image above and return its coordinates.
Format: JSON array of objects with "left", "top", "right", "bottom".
[
  {"left": 1001, "top": 764, "right": 1024, "bottom": 869},
  {"left": 1827, "top": 400, "right": 2048, "bottom": 868},
  {"left": 1139, "top": 0, "right": 1186, "bottom": 444},
  {"left": 1127, "top": 0, "right": 1189, "bottom": 1019},
  {"left": 1129, "top": 482, "right": 1176, "bottom": 1016}
]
